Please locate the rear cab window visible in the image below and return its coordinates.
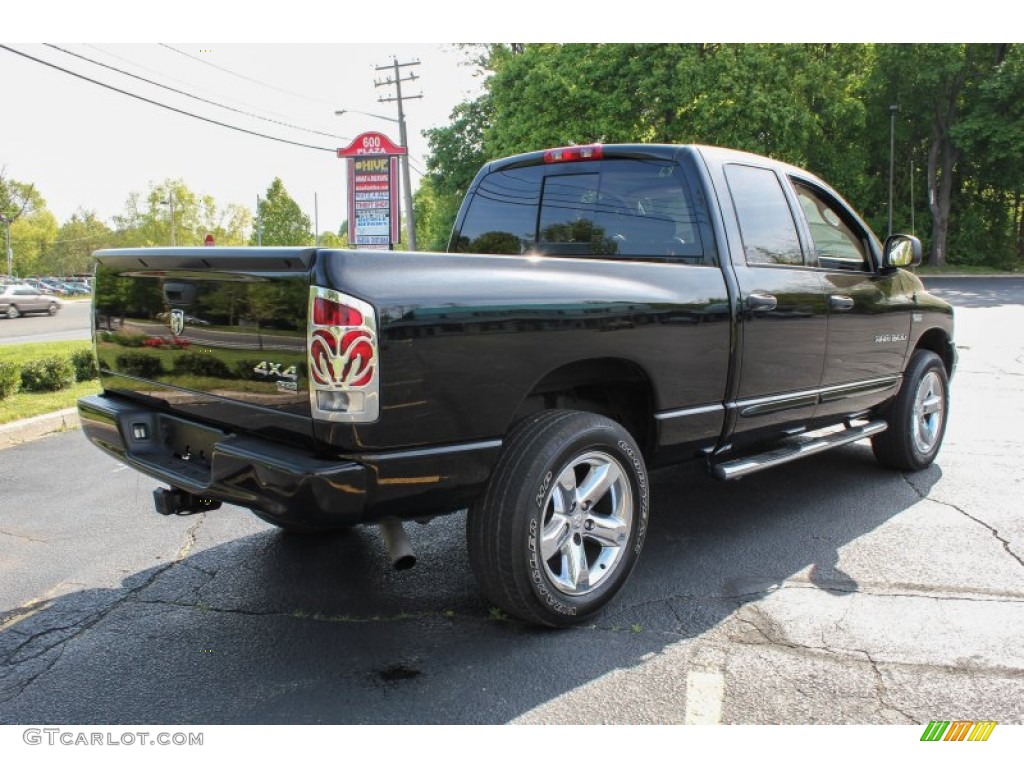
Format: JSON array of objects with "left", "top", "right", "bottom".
[
  {"left": 724, "top": 164, "right": 805, "bottom": 267},
  {"left": 453, "top": 155, "right": 711, "bottom": 264}
]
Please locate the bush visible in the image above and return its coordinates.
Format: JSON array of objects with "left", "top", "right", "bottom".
[
  {"left": 101, "top": 332, "right": 147, "bottom": 348},
  {"left": 173, "top": 353, "right": 230, "bottom": 378},
  {"left": 71, "top": 348, "right": 99, "bottom": 381},
  {"left": 0, "top": 361, "right": 20, "bottom": 400},
  {"left": 233, "top": 359, "right": 265, "bottom": 381},
  {"left": 116, "top": 352, "right": 164, "bottom": 378},
  {"left": 20, "top": 356, "right": 76, "bottom": 392}
]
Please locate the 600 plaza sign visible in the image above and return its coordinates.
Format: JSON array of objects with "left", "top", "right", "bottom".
[{"left": 338, "top": 132, "right": 405, "bottom": 249}]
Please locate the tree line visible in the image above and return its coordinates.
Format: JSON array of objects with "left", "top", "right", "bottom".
[
  {"left": 0, "top": 173, "right": 341, "bottom": 277},
  {"left": 414, "top": 43, "right": 1024, "bottom": 269}
]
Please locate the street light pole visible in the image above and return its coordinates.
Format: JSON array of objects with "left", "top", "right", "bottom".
[
  {"left": 161, "top": 194, "right": 176, "bottom": 246},
  {"left": 909, "top": 159, "right": 916, "bottom": 236},
  {"left": 888, "top": 104, "right": 899, "bottom": 237}
]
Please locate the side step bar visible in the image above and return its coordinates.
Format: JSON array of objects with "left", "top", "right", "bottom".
[{"left": 711, "top": 420, "right": 888, "bottom": 481}]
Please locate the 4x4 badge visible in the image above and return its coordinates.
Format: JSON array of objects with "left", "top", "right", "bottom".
[{"left": 170, "top": 309, "right": 185, "bottom": 337}]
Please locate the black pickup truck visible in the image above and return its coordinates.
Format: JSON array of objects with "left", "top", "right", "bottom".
[{"left": 79, "top": 144, "right": 955, "bottom": 626}]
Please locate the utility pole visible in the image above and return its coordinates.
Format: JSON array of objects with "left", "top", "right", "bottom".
[
  {"left": 375, "top": 57, "right": 422, "bottom": 251},
  {"left": 1, "top": 215, "right": 12, "bottom": 277}
]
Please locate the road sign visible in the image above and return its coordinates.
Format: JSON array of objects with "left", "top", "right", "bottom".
[
  {"left": 337, "top": 131, "right": 407, "bottom": 158},
  {"left": 338, "top": 132, "right": 405, "bottom": 249}
]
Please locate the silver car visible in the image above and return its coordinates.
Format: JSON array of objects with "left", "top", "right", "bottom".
[{"left": 0, "top": 285, "right": 62, "bottom": 318}]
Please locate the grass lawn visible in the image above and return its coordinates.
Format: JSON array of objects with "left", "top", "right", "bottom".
[
  {"left": 0, "top": 380, "right": 99, "bottom": 425},
  {"left": 0, "top": 341, "right": 96, "bottom": 426},
  {"left": 0, "top": 339, "right": 91, "bottom": 366}
]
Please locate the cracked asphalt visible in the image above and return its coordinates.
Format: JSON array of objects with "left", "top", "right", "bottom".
[{"left": 0, "top": 277, "right": 1021, "bottom": 724}]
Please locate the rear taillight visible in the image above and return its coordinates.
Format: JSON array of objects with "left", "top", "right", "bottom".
[
  {"left": 307, "top": 286, "right": 379, "bottom": 422},
  {"left": 543, "top": 145, "right": 604, "bottom": 164}
]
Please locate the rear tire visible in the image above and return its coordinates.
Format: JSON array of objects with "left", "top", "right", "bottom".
[
  {"left": 467, "top": 410, "right": 649, "bottom": 627},
  {"left": 5, "top": 306, "right": 19, "bottom": 319},
  {"left": 872, "top": 349, "right": 949, "bottom": 471}
]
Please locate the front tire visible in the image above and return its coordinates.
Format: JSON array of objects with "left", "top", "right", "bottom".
[
  {"left": 48, "top": 302, "right": 59, "bottom": 315},
  {"left": 872, "top": 349, "right": 949, "bottom": 471},
  {"left": 5, "top": 306, "right": 19, "bottom": 319},
  {"left": 467, "top": 410, "right": 649, "bottom": 627}
]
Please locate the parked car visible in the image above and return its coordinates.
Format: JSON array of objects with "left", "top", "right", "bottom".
[
  {"left": 0, "top": 285, "right": 63, "bottom": 318},
  {"left": 60, "top": 282, "right": 91, "bottom": 296},
  {"left": 24, "top": 279, "right": 59, "bottom": 295}
]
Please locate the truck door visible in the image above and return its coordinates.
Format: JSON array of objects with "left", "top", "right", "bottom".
[
  {"left": 786, "top": 177, "right": 911, "bottom": 420},
  {"left": 721, "top": 163, "right": 829, "bottom": 436}
]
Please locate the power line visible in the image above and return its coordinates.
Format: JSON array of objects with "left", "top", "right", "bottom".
[
  {"left": 46, "top": 44, "right": 349, "bottom": 142},
  {"left": 0, "top": 45, "right": 336, "bottom": 154},
  {"left": 160, "top": 44, "right": 334, "bottom": 106},
  {"left": 84, "top": 44, "right": 296, "bottom": 122}
]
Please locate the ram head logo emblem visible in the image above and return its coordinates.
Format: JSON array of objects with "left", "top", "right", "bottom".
[
  {"left": 169, "top": 309, "right": 185, "bottom": 337},
  {"left": 309, "top": 328, "right": 375, "bottom": 388}
]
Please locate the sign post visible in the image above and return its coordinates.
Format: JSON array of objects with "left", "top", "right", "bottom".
[{"left": 337, "top": 132, "right": 407, "bottom": 250}]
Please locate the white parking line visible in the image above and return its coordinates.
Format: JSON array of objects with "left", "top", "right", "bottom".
[{"left": 684, "top": 670, "right": 725, "bottom": 724}]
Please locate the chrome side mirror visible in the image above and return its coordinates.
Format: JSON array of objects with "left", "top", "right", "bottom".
[{"left": 883, "top": 234, "right": 922, "bottom": 269}]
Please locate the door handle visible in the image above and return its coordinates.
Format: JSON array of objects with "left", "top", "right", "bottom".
[
  {"left": 829, "top": 295, "right": 855, "bottom": 311},
  {"left": 745, "top": 292, "right": 778, "bottom": 312}
]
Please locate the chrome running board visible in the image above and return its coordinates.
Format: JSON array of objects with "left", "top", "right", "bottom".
[{"left": 711, "top": 420, "right": 888, "bottom": 481}]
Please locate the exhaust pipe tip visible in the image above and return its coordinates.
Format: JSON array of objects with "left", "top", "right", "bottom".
[
  {"left": 392, "top": 553, "right": 416, "bottom": 571},
  {"left": 379, "top": 520, "right": 416, "bottom": 571}
]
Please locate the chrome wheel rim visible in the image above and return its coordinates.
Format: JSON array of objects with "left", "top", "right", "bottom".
[
  {"left": 912, "top": 370, "right": 945, "bottom": 455},
  {"left": 539, "top": 451, "right": 633, "bottom": 596}
]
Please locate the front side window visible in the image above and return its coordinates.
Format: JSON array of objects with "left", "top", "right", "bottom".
[
  {"left": 725, "top": 164, "right": 803, "bottom": 266},
  {"left": 791, "top": 181, "right": 870, "bottom": 271}
]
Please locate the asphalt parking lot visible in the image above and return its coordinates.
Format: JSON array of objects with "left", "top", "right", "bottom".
[{"left": 0, "top": 277, "right": 1021, "bottom": 724}]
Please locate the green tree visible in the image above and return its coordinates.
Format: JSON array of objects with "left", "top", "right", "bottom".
[
  {"left": 871, "top": 44, "right": 1015, "bottom": 266},
  {"left": 423, "top": 44, "right": 874, "bottom": 253},
  {"left": 43, "top": 209, "right": 115, "bottom": 276},
  {"left": 111, "top": 179, "right": 252, "bottom": 248},
  {"left": 954, "top": 44, "right": 1024, "bottom": 265},
  {"left": 1, "top": 170, "right": 44, "bottom": 276},
  {"left": 251, "top": 178, "right": 311, "bottom": 246}
]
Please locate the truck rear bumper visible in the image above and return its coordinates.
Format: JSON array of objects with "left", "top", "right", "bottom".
[
  {"left": 79, "top": 393, "right": 368, "bottom": 527},
  {"left": 78, "top": 393, "right": 502, "bottom": 527}
]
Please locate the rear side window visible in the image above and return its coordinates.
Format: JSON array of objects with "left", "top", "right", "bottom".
[
  {"left": 454, "top": 158, "right": 706, "bottom": 263},
  {"left": 725, "top": 164, "right": 804, "bottom": 266}
]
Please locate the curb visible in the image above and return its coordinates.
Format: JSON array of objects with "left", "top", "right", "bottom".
[{"left": 0, "top": 408, "right": 80, "bottom": 450}]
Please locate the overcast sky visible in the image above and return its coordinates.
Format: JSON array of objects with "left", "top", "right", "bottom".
[{"left": 1, "top": 42, "right": 483, "bottom": 234}]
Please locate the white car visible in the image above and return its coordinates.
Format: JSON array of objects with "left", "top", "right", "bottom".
[{"left": 0, "top": 284, "right": 63, "bottom": 318}]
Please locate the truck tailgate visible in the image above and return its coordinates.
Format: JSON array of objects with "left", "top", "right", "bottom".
[{"left": 92, "top": 248, "right": 315, "bottom": 446}]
